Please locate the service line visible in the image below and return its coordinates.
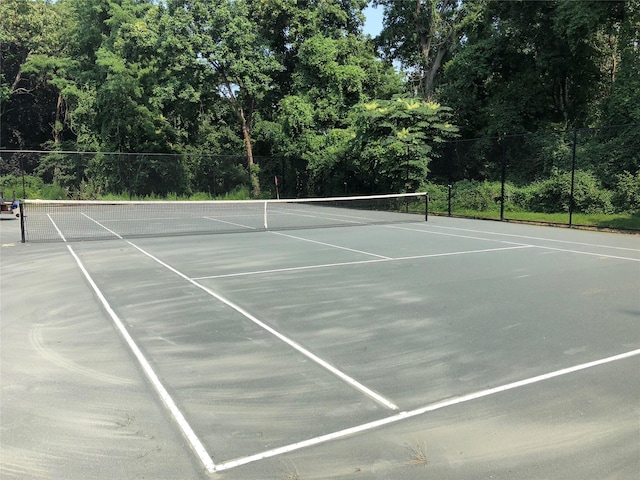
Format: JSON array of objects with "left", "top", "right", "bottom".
[
  {"left": 271, "top": 231, "right": 392, "bottom": 259},
  {"left": 193, "top": 245, "right": 532, "bottom": 280},
  {"left": 124, "top": 240, "right": 399, "bottom": 412},
  {"left": 76, "top": 214, "right": 398, "bottom": 409},
  {"left": 213, "top": 348, "right": 640, "bottom": 472}
]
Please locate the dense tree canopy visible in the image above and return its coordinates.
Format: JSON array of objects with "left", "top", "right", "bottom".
[{"left": 1, "top": 0, "right": 638, "bottom": 198}]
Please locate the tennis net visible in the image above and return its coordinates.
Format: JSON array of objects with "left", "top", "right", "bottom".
[{"left": 20, "top": 192, "right": 428, "bottom": 242}]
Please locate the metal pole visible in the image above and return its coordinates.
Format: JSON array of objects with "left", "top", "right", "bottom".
[
  {"left": 425, "top": 193, "right": 429, "bottom": 221},
  {"left": 500, "top": 137, "right": 506, "bottom": 221},
  {"left": 448, "top": 184, "right": 452, "bottom": 216},
  {"left": 20, "top": 201, "right": 25, "bottom": 243}
]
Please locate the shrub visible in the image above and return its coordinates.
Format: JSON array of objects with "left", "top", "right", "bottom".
[
  {"left": 423, "top": 182, "right": 449, "bottom": 212},
  {"left": 527, "top": 170, "right": 613, "bottom": 214},
  {"left": 451, "top": 180, "right": 502, "bottom": 211},
  {"left": 613, "top": 171, "right": 640, "bottom": 212},
  {"left": 0, "top": 174, "right": 45, "bottom": 199}
]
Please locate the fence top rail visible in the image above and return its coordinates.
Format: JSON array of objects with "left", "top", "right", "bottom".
[{"left": 0, "top": 150, "right": 253, "bottom": 158}]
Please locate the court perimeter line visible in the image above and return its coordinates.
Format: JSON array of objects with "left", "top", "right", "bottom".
[
  {"left": 124, "top": 240, "right": 399, "bottom": 412},
  {"left": 193, "top": 245, "right": 532, "bottom": 280},
  {"left": 65, "top": 245, "right": 217, "bottom": 473},
  {"left": 213, "top": 347, "right": 640, "bottom": 473},
  {"left": 271, "top": 231, "right": 392, "bottom": 259}
]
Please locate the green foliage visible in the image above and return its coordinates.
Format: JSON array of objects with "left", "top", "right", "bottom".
[
  {"left": 348, "top": 96, "right": 458, "bottom": 193},
  {"left": 1, "top": 0, "right": 637, "bottom": 203},
  {"left": 0, "top": 175, "right": 42, "bottom": 199},
  {"left": 528, "top": 170, "right": 613, "bottom": 214},
  {"left": 431, "top": 173, "right": 630, "bottom": 218},
  {"left": 613, "top": 171, "right": 640, "bottom": 213},
  {"left": 449, "top": 180, "right": 502, "bottom": 211}
]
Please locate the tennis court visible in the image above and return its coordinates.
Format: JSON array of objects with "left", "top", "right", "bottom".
[{"left": 1, "top": 197, "right": 638, "bottom": 479}]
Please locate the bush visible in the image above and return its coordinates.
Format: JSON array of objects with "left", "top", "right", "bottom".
[
  {"left": 527, "top": 170, "right": 613, "bottom": 214},
  {"left": 613, "top": 171, "right": 640, "bottom": 212},
  {"left": 451, "top": 180, "right": 502, "bottom": 211},
  {"left": 423, "top": 182, "right": 449, "bottom": 212},
  {"left": 0, "top": 174, "right": 46, "bottom": 199}
]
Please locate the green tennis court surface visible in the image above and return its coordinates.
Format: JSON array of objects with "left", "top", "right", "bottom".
[{"left": 1, "top": 213, "right": 638, "bottom": 479}]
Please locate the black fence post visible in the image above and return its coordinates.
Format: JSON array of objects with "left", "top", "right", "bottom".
[
  {"left": 448, "top": 184, "right": 452, "bottom": 216},
  {"left": 500, "top": 136, "right": 506, "bottom": 221}
]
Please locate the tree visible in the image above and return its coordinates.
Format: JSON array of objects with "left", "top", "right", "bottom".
[
  {"left": 348, "top": 96, "right": 458, "bottom": 193},
  {"left": 374, "top": 0, "right": 476, "bottom": 98},
  {"left": 165, "top": 0, "right": 282, "bottom": 196},
  {"left": 0, "top": 0, "right": 72, "bottom": 149}
]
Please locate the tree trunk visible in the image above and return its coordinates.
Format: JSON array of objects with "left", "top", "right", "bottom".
[{"left": 239, "top": 109, "right": 260, "bottom": 197}]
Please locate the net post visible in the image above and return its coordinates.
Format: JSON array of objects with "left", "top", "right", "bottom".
[
  {"left": 425, "top": 193, "right": 429, "bottom": 222},
  {"left": 263, "top": 201, "right": 268, "bottom": 229},
  {"left": 19, "top": 201, "right": 26, "bottom": 243}
]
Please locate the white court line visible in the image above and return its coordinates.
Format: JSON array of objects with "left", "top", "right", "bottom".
[
  {"left": 82, "top": 212, "right": 123, "bottom": 238},
  {"left": 193, "top": 245, "right": 532, "bottom": 280},
  {"left": 66, "top": 245, "right": 217, "bottom": 472},
  {"left": 533, "top": 245, "right": 640, "bottom": 262},
  {"left": 78, "top": 214, "right": 398, "bottom": 408},
  {"left": 388, "top": 225, "right": 640, "bottom": 262},
  {"left": 203, "top": 216, "right": 257, "bottom": 230},
  {"left": 388, "top": 224, "right": 534, "bottom": 245},
  {"left": 124, "top": 240, "right": 399, "bottom": 412},
  {"left": 213, "top": 348, "right": 640, "bottom": 472},
  {"left": 270, "top": 207, "right": 369, "bottom": 225},
  {"left": 424, "top": 224, "right": 640, "bottom": 252},
  {"left": 46, "top": 214, "right": 67, "bottom": 242},
  {"left": 270, "top": 231, "right": 392, "bottom": 259}
]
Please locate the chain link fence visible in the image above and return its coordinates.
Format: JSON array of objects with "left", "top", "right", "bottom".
[
  {"left": 1, "top": 123, "right": 638, "bottom": 229},
  {"left": 427, "top": 124, "right": 639, "bottom": 230},
  {"left": 0, "top": 151, "right": 311, "bottom": 200}
]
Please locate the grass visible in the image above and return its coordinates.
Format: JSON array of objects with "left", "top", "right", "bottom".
[
  {"left": 430, "top": 208, "right": 640, "bottom": 231},
  {"left": 408, "top": 440, "right": 429, "bottom": 466},
  {"left": 279, "top": 459, "right": 301, "bottom": 480}
]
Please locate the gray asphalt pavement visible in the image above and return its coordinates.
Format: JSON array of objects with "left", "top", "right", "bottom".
[{"left": 1, "top": 214, "right": 638, "bottom": 479}]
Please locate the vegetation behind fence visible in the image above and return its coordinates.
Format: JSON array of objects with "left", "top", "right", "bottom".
[{"left": 1, "top": 124, "right": 639, "bottom": 231}]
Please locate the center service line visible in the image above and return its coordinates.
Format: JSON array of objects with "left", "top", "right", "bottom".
[
  {"left": 213, "top": 347, "right": 640, "bottom": 472},
  {"left": 125, "top": 240, "right": 399, "bottom": 412},
  {"left": 66, "top": 245, "right": 217, "bottom": 473}
]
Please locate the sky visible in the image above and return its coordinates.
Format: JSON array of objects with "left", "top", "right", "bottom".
[{"left": 363, "top": 4, "right": 384, "bottom": 37}]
